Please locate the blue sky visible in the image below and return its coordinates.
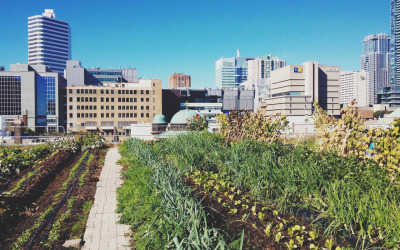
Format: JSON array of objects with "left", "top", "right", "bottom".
[{"left": 0, "top": 0, "right": 390, "bottom": 88}]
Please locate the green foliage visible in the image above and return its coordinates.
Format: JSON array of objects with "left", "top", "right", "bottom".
[
  {"left": 117, "top": 139, "right": 229, "bottom": 249},
  {"left": 373, "top": 110, "right": 391, "bottom": 119},
  {"left": 216, "top": 110, "right": 289, "bottom": 144},
  {"left": 0, "top": 144, "right": 52, "bottom": 183},
  {"left": 313, "top": 101, "right": 400, "bottom": 175},
  {"left": 186, "top": 114, "right": 208, "bottom": 131},
  {"left": 147, "top": 132, "right": 400, "bottom": 248}
]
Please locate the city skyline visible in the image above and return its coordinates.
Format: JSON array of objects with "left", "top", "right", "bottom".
[{"left": 0, "top": 0, "right": 390, "bottom": 88}]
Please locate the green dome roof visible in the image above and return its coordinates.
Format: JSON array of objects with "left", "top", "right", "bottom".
[
  {"left": 152, "top": 114, "right": 167, "bottom": 124},
  {"left": 170, "top": 110, "right": 199, "bottom": 124}
]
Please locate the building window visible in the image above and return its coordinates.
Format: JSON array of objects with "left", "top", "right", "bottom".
[
  {"left": 106, "top": 106, "right": 109, "bottom": 110},
  {"left": 118, "top": 113, "right": 121, "bottom": 118},
  {"left": 77, "top": 113, "right": 80, "bottom": 118},
  {"left": 94, "top": 90, "right": 97, "bottom": 94},
  {"left": 69, "top": 105, "right": 73, "bottom": 110},
  {"left": 141, "top": 113, "right": 144, "bottom": 117},
  {"left": 153, "top": 98, "right": 155, "bottom": 102},
  {"left": 77, "top": 97, "right": 80, "bottom": 102},
  {"left": 111, "top": 90, "right": 114, "bottom": 94},
  {"left": 69, "top": 89, "right": 72, "bottom": 94},
  {"left": 146, "top": 113, "right": 149, "bottom": 117},
  {"left": 101, "top": 90, "right": 104, "bottom": 94},
  {"left": 89, "top": 97, "right": 93, "bottom": 102},
  {"left": 94, "top": 113, "right": 97, "bottom": 118},
  {"left": 111, "top": 113, "right": 114, "bottom": 118},
  {"left": 141, "top": 106, "right": 144, "bottom": 110},
  {"left": 118, "top": 98, "right": 121, "bottom": 102},
  {"left": 94, "top": 97, "right": 97, "bottom": 102},
  {"left": 146, "top": 90, "right": 149, "bottom": 95},
  {"left": 134, "top": 113, "right": 137, "bottom": 118},
  {"left": 146, "top": 106, "right": 149, "bottom": 110},
  {"left": 134, "top": 106, "right": 137, "bottom": 110},
  {"left": 69, "top": 113, "right": 73, "bottom": 118},
  {"left": 141, "top": 90, "right": 144, "bottom": 94},
  {"left": 106, "top": 98, "right": 109, "bottom": 102},
  {"left": 118, "top": 90, "right": 121, "bottom": 94},
  {"left": 130, "top": 90, "right": 133, "bottom": 94},
  {"left": 111, "top": 106, "right": 114, "bottom": 110},
  {"left": 77, "top": 106, "right": 80, "bottom": 110},
  {"left": 106, "top": 113, "right": 109, "bottom": 118},
  {"left": 106, "top": 90, "right": 109, "bottom": 94},
  {"left": 118, "top": 106, "right": 121, "bottom": 110},
  {"left": 134, "top": 90, "right": 137, "bottom": 94},
  {"left": 146, "top": 98, "right": 149, "bottom": 102},
  {"left": 101, "top": 106, "right": 104, "bottom": 110},
  {"left": 134, "top": 98, "right": 137, "bottom": 102},
  {"left": 122, "top": 90, "right": 125, "bottom": 94},
  {"left": 89, "top": 89, "right": 92, "bottom": 94},
  {"left": 85, "top": 97, "right": 88, "bottom": 102},
  {"left": 101, "top": 113, "right": 104, "bottom": 118},
  {"left": 111, "top": 98, "right": 114, "bottom": 102},
  {"left": 141, "top": 98, "right": 144, "bottom": 102}
]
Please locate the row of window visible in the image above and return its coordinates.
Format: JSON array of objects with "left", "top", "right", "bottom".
[
  {"left": 69, "top": 105, "right": 154, "bottom": 111},
  {"left": 72, "top": 113, "right": 150, "bottom": 118},
  {"left": 72, "top": 97, "right": 154, "bottom": 103},
  {"left": 69, "top": 89, "right": 152, "bottom": 95}
]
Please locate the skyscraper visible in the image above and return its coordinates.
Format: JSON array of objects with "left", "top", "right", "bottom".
[
  {"left": 28, "top": 9, "right": 71, "bottom": 74},
  {"left": 361, "top": 33, "right": 390, "bottom": 104},
  {"left": 247, "top": 55, "right": 286, "bottom": 80},
  {"left": 383, "top": 0, "right": 400, "bottom": 107},
  {"left": 215, "top": 50, "right": 254, "bottom": 88}
]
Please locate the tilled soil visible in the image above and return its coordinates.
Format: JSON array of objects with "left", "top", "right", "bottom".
[
  {"left": 184, "top": 176, "right": 352, "bottom": 250},
  {"left": 0, "top": 148, "right": 106, "bottom": 249}
]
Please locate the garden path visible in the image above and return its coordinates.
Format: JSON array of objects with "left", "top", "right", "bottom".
[{"left": 82, "top": 146, "right": 130, "bottom": 250}]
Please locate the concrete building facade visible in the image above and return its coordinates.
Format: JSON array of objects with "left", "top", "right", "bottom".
[
  {"left": 0, "top": 64, "right": 66, "bottom": 131},
  {"left": 260, "top": 62, "right": 340, "bottom": 116},
  {"left": 28, "top": 9, "right": 71, "bottom": 74},
  {"left": 162, "top": 88, "right": 254, "bottom": 123},
  {"left": 340, "top": 71, "right": 371, "bottom": 107},
  {"left": 168, "top": 73, "right": 191, "bottom": 89},
  {"left": 64, "top": 60, "right": 138, "bottom": 86},
  {"left": 248, "top": 55, "right": 286, "bottom": 80},
  {"left": 361, "top": 34, "right": 390, "bottom": 104},
  {"left": 215, "top": 50, "right": 254, "bottom": 88},
  {"left": 66, "top": 79, "right": 162, "bottom": 136}
]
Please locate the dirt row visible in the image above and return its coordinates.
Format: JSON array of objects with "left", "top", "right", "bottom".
[
  {"left": 0, "top": 148, "right": 107, "bottom": 249},
  {"left": 185, "top": 177, "right": 352, "bottom": 249}
]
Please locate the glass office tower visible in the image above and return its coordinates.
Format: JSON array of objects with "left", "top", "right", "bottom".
[
  {"left": 28, "top": 9, "right": 71, "bottom": 74},
  {"left": 361, "top": 33, "right": 390, "bottom": 104}
]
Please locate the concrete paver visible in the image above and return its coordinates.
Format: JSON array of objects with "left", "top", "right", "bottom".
[{"left": 82, "top": 147, "right": 130, "bottom": 250}]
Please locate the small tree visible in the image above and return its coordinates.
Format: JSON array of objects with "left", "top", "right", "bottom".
[{"left": 187, "top": 114, "right": 208, "bottom": 132}]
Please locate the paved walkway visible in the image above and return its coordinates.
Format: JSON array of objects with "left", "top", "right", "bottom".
[{"left": 83, "top": 147, "right": 131, "bottom": 250}]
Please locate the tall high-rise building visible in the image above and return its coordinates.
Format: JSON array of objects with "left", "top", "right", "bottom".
[
  {"left": 248, "top": 55, "right": 286, "bottom": 80},
  {"left": 215, "top": 50, "right": 254, "bottom": 88},
  {"left": 340, "top": 71, "right": 371, "bottom": 107},
  {"left": 383, "top": 0, "right": 400, "bottom": 107},
  {"left": 168, "top": 73, "right": 191, "bottom": 89},
  {"left": 28, "top": 9, "right": 71, "bottom": 74},
  {"left": 361, "top": 33, "right": 390, "bottom": 104}
]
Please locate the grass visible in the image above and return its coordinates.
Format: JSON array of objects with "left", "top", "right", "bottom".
[
  {"left": 117, "top": 139, "right": 231, "bottom": 249},
  {"left": 149, "top": 132, "right": 400, "bottom": 248}
]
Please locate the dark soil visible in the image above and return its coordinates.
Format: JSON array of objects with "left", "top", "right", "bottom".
[
  {"left": 0, "top": 148, "right": 107, "bottom": 249},
  {"left": 184, "top": 177, "right": 351, "bottom": 250}
]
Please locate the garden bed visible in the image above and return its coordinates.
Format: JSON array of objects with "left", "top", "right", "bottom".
[{"left": 0, "top": 147, "right": 107, "bottom": 249}]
